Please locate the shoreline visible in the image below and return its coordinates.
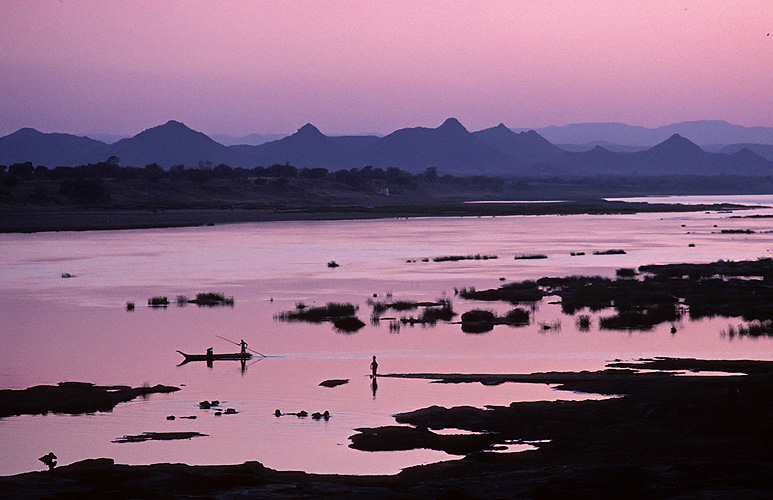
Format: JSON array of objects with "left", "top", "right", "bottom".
[
  {"left": 3, "top": 358, "right": 773, "bottom": 499},
  {"left": 0, "top": 200, "right": 754, "bottom": 233}
]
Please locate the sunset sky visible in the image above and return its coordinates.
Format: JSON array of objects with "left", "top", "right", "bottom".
[{"left": 1, "top": 1, "right": 771, "bottom": 137}]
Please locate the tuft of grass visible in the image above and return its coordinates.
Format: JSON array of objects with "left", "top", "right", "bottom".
[
  {"left": 276, "top": 302, "right": 358, "bottom": 322},
  {"left": 191, "top": 292, "right": 234, "bottom": 306},
  {"left": 433, "top": 254, "right": 497, "bottom": 262},
  {"left": 723, "top": 320, "right": 773, "bottom": 338},
  {"left": 505, "top": 307, "right": 530, "bottom": 324},
  {"left": 148, "top": 296, "right": 169, "bottom": 307},
  {"left": 514, "top": 254, "right": 548, "bottom": 260},
  {"left": 576, "top": 314, "right": 591, "bottom": 331}
]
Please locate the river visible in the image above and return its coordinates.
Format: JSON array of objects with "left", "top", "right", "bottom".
[{"left": 2, "top": 195, "right": 773, "bottom": 475}]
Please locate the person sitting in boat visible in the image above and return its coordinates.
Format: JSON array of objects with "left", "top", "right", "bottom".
[{"left": 240, "top": 339, "right": 247, "bottom": 356}]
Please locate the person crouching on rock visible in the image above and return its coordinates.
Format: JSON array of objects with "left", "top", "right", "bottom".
[{"left": 39, "top": 452, "right": 57, "bottom": 470}]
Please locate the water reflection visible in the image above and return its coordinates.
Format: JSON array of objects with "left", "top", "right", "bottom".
[{"left": 3, "top": 201, "right": 773, "bottom": 475}]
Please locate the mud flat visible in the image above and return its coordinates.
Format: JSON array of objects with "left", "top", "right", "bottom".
[
  {"left": 0, "top": 200, "right": 750, "bottom": 233},
  {"left": 3, "top": 358, "right": 773, "bottom": 499}
]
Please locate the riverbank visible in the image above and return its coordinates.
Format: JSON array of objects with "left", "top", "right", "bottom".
[
  {"left": 0, "top": 200, "right": 752, "bottom": 233},
  {"left": 3, "top": 358, "right": 773, "bottom": 499}
]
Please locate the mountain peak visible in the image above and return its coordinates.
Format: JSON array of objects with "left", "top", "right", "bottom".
[
  {"left": 298, "top": 123, "right": 322, "bottom": 133},
  {"left": 294, "top": 123, "right": 326, "bottom": 139},
  {"left": 11, "top": 127, "right": 44, "bottom": 138},
  {"left": 646, "top": 134, "right": 705, "bottom": 158},
  {"left": 162, "top": 119, "right": 187, "bottom": 128},
  {"left": 660, "top": 134, "right": 703, "bottom": 150},
  {"left": 438, "top": 118, "right": 468, "bottom": 133}
]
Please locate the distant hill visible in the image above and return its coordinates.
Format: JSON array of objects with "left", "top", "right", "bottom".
[
  {"left": 555, "top": 134, "right": 772, "bottom": 176},
  {"left": 473, "top": 124, "right": 564, "bottom": 167},
  {"left": 238, "top": 123, "right": 377, "bottom": 170},
  {"left": 524, "top": 120, "right": 773, "bottom": 148},
  {"left": 106, "top": 120, "right": 242, "bottom": 168},
  {"left": 556, "top": 142, "right": 649, "bottom": 153},
  {"left": 210, "top": 132, "right": 287, "bottom": 146},
  {"left": 83, "top": 133, "right": 129, "bottom": 144},
  {"left": 0, "top": 128, "right": 109, "bottom": 166},
  {"left": 720, "top": 143, "right": 773, "bottom": 162},
  {"left": 359, "top": 118, "right": 516, "bottom": 176},
  {"left": 2, "top": 119, "right": 772, "bottom": 178}
]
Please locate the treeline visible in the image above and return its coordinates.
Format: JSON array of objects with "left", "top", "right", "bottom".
[
  {"left": 0, "top": 159, "right": 513, "bottom": 205},
  {"left": 4, "top": 157, "right": 773, "bottom": 206},
  {"left": 0, "top": 159, "right": 508, "bottom": 191},
  {"left": 4, "top": 159, "right": 456, "bottom": 181}
]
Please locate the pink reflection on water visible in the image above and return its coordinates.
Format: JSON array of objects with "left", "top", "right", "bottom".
[{"left": 3, "top": 203, "right": 773, "bottom": 475}]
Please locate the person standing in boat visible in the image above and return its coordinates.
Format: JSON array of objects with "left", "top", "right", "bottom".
[
  {"left": 240, "top": 339, "right": 247, "bottom": 356},
  {"left": 370, "top": 355, "right": 378, "bottom": 378}
]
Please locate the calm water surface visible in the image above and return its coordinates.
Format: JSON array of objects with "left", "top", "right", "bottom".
[{"left": 2, "top": 196, "right": 773, "bottom": 476}]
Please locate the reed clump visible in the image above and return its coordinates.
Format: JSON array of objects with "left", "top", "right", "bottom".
[
  {"left": 189, "top": 292, "right": 234, "bottom": 306},
  {"left": 148, "top": 296, "right": 169, "bottom": 307},
  {"left": 432, "top": 254, "right": 497, "bottom": 262},
  {"left": 276, "top": 302, "right": 358, "bottom": 322}
]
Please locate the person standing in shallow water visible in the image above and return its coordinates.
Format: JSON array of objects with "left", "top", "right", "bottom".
[{"left": 370, "top": 355, "right": 378, "bottom": 378}]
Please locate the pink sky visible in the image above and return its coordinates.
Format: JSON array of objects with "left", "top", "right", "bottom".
[{"left": 1, "top": 1, "right": 771, "bottom": 137}]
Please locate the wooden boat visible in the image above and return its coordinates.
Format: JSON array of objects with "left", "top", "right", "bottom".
[{"left": 176, "top": 350, "right": 252, "bottom": 362}]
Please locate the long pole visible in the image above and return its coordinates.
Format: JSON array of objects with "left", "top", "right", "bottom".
[{"left": 216, "top": 335, "right": 266, "bottom": 357}]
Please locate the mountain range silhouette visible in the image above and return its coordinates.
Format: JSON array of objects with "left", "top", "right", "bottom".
[{"left": 1, "top": 119, "right": 772, "bottom": 177}]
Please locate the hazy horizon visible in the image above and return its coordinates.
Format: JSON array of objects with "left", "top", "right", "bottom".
[{"left": 2, "top": 1, "right": 772, "bottom": 138}]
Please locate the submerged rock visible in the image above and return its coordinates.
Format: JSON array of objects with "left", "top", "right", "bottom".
[{"left": 319, "top": 379, "right": 349, "bottom": 388}]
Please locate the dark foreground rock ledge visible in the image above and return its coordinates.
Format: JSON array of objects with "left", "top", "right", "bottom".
[{"left": 4, "top": 359, "right": 773, "bottom": 499}]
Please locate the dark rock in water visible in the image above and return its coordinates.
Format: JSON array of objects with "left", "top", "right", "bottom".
[
  {"left": 312, "top": 412, "right": 322, "bottom": 420},
  {"left": 461, "top": 310, "right": 496, "bottom": 323},
  {"left": 199, "top": 401, "right": 211, "bottom": 409},
  {"left": 214, "top": 411, "right": 222, "bottom": 416},
  {"left": 460, "top": 310, "right": 496, "bottom": 333},
  {"left": 180, "top": 415, "right": 197, "bottom": 420},
  {"left": 210, "top": 400, "right": 220, "bottom": 406},
  {"left": 166, "top": 415, "right": 176, "bottom": 420},
  {"left": 319, "top": 379, "right": 349, "bottom": 388},
  {"left": 333, "top": 316, "right": 366, "bottom": 332},
  {"left": 225, "top": 408, "right": 237, "bottom": 414},
  {"left": 113, "top": 432, "right": 207, "bottom": 443},
  {"left": 274, "top": 409, "right": 281, "bottom": 417},
  {"left": 297, "top": 410, "right": 308, "bottom": 417},
  {"left": 0, "top": 382, "right": 179, "bottom": 418}
]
